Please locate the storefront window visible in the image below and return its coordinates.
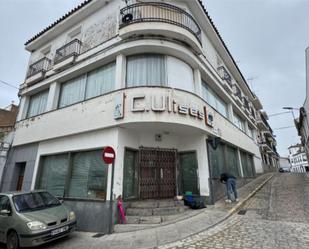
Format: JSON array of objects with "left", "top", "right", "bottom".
[
  {"left": 226, "top": 146, "right": 240, "bottom": 177},
  {"left": 208, "top": 143, "right": 225, "bottom": 178},
  {"left": 126, "top": 54, "right": 166, "bottom": 87},
  {"left": 38, "top": 154, "right": 69, "bottom": 197},
  {"left": 240, "top": 151, "right": 255, "bottom": 177},
  {"left": 179, "top": 152, "right": 199, "bottom": 195},
  {"left": 123, "top": 149, "right": 138, "bottom": 200},
  {"left": 208, "top": 143, "right": 241, "bottom": 178},
  {"left": 27, "top": 90, "right": 49, "bottom": 118},
  {"left": 37, "top": 150, "right": 108, "bottom": 200}
]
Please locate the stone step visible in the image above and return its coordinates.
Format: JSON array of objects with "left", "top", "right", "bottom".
[
  {"left": 128, "top": 200, "right": 184, "bottom": 208},
  {"left": 126, "top": 206, "right": 188, "bottom": 216}
]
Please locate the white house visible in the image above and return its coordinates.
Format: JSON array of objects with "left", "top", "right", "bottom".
[{"left": 2, "top": 0, "right": 272, "bottom": 232}]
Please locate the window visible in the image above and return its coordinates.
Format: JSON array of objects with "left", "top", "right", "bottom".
[
  {"left": 38, "top": 154, "right": 69, "bottom": 197},
  {"left": 59, "top": 75, "right": 86, "bottom": 108},
  {"left": 208, "top": 143, "right": 241, "bottom": 178},
  {"left": 59, "top": 62, "right": 116, "bottom": 108},
  {"left": 226, "top": 146, "right": 240, "bottom": 177},
  {"left": 86, "top": 62, "right": 116, "bottom": 99},
  {"left": 126, "top": 54, "right": 166, "bottom": 87},
  {"left": 167, "top": 56, "right": 194, "bottom": 92},
  {"left": 37, "top": 150, "right": 108, "bottom": 200},
  {"left": 69, "top": 150, "right": 108, "bottom": 199},
  {"left": 248, "top": 126, "right": 254, "bottom": 139},
  {"left": 233, "top": 112, "right": 245, "bottom": 132},
  {"left": 241, "top": 151, "right": 255, "bottom": 177},
  {"left": 0, "top": 196, "right": 11, "bottom": 213},
  {"left": 179, "top": 152, "right": 199, "bottom": 194},
  {"left": 208, "top": 143, "right": 225, "bottom": 178},
  {"left": 202, "top": 82, "right": 228, "bottom": 117},
  {"left": 27, "top": 90, "right": 49, "bottom": 117}
]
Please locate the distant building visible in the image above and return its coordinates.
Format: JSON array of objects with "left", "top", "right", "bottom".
[
  {"left": 288, "top": 144, "right": 309, "bottom": 172},
  {"left": 256, "top": 111, "right": 280, "bottom": 172},
  {"left": 0, "top": 103, "right": 18, "bottom": 186}
]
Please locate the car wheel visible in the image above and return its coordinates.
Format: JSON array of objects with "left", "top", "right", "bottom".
[{"left": 7, "top": 231, "right": 19, "bottom": 249}]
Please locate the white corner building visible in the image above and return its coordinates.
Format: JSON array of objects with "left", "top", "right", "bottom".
[
  {"left": 288, "top": 144, "right": 309, "bottom": 172},
  {"left": 2, "top": 0, "right": 269, "bottom": 232}
]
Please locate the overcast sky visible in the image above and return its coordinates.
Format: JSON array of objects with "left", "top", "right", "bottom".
[{"left": 0, "top": 0, "right": 308, "bottom": 156}]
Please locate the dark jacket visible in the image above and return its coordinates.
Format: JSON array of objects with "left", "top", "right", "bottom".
[{"left": 220, "top": 173, "right": 236, "bottom": 183}]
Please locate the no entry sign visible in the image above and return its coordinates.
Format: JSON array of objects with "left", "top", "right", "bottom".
[{"left": 102, "top": 146, "right": 116, "bottom": 164}]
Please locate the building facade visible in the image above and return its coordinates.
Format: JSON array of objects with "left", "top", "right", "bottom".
[
  {"left": 296, "top": 48, "right": 309, "bottom": 159},
  {"left": 256, "top": 111, "right": 279, "bottom": 172},
  {"left": 288, "top": 144, "right": 309, "bottom": 172},
  {"left": 0, "top": 103, "right": 18, "bottom": 187},
  {"left": 3, "top": 0, "right": 270, "bottom": 232}
]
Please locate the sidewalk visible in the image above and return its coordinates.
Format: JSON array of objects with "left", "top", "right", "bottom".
[{"left": 44, "top": 173, "right": 274, "bottom": 249}]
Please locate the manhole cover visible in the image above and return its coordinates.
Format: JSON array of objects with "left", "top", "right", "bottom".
[
  {"left": 92, "top": 233, "right": 105, "bottom": 238},
  {"left": 238, "top": 209, "right": 247, "bottom": 215}
]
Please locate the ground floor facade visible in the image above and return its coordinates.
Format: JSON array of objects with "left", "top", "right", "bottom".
[{"left": 1, "top": 87, "right": 262, "bottom": 232}]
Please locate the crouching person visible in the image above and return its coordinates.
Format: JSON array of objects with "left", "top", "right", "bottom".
[{"left": 220, "top": 173, "right": 238, "bottom": 203}]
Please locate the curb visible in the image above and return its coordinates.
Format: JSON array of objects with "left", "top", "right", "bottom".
[
  {"left": 158, "top": 173, "right": 274, "bottom": 249},
  {"left": 228, "top": 173, "right": 274, "bottom": 215}
]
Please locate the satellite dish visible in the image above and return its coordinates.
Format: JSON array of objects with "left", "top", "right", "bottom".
[{"left": 122, "top": 13, "right": 133, "bottom": 23}]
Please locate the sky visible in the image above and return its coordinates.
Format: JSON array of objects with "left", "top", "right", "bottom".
[{"left": 0, "top": 0, "right": 308, "bottom": 156}]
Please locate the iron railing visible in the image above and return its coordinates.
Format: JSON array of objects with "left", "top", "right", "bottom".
[
  {"left": 54, "top": 39, "right": 82, "bottom": 64},
  {"left": 27, "top": 57, "right": 51, "bottom": 78},
  {"left": 217, "top": 66, "right": 232, "bottom": 87},
  {"left": 119, "top": 2, "right": 201, "bottom": 42}
]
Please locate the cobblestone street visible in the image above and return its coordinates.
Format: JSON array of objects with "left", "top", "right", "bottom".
[{"left": 161, "top": 173, "right": 309, "bottom": 249}]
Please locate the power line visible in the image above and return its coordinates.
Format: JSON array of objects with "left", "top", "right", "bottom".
[
  {"left": 268, "top": 111, "right": 291, "bottom": 117},
  {"left": 273, "top": 126, "right": 295, "bottom": 130},
  {"left": 0, "top": 80, "right": 19, "bottom": 89}
]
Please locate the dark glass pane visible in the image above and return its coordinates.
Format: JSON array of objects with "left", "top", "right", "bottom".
[
  {"left": 179, "top": 152, "right": 199, "bottom": 195},
  {"left": 226, "top": 146, "right": 239, "bottom": 177},
  {"left": 241, "top": 151, "right": 250, "bottom": 177},
  {"left": 39, "top": 154, "right": 68, "bottom": 197},
  {"left": 123, "top": 149, "right": 138, "bottom": 199},
  {"left": 208, "top": 143, "right": 225, "bottom": 178},
  {"left": 69, "top": 150, "right": 108, "bottom": 199}
]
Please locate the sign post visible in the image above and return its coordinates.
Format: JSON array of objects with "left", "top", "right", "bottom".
[{"left": 102, "top": 146, "right": 116, "bottom": 234}]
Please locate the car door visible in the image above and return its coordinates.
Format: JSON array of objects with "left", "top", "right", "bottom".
[{"left": 0, "top": 195, "right": 12, "bottom": 242}]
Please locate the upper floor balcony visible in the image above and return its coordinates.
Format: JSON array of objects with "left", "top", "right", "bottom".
[
  {"left": 25, "top": 57, "right": 51, "bottom": 85},
  {"left": 119, "top": 2, "right": 202, "bottom": 53},
  {"left": 256, "top": 113, "right": 269, "bottom": 131},
  {"left": 54, "top": 39, "right": 82, "bottom": 71}
]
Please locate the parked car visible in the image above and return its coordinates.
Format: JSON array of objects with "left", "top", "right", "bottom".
[
  {"left": 0, "top": 190, "right": 76, "bottom": 249},
  {"left": 279, "top": 167, "right": 290, "bottom": 173}
]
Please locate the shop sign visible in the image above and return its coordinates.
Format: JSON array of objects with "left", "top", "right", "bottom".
[{"left": 130, "top": 94, "right": 214, "bottom": 127}]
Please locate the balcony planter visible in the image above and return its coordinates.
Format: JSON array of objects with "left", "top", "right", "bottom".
[
  {"left": 53, "top": 56, "right": 77, "bottom": 71},
  {"left": 25, "top": 71, "right": 45, "bottom": 86},
  {"left": 25, "top": 57, "right": 51, "bottom": 86}
]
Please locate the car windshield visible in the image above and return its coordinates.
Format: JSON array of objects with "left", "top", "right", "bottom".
[{"left": 13, "top": 192, "right": 61, "bottom": 213}]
